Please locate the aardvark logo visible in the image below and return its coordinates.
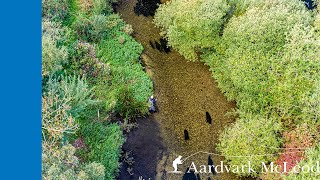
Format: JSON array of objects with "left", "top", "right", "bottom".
[{"left": 172, "top": 155, "right": 183, "bottom": 173}]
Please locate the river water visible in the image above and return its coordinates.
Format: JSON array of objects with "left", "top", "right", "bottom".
[{"left": 117, "top": 1, "right": 251, "bottom": 179}]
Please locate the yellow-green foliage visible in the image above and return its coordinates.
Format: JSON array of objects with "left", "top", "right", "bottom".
[
  {"left": 154, "top": 0, "right": 229, "bottom": 61},
  {"left": 42, "top": 144, "right": 105, "bottom": 180},
  {"left": 42, "top": 19, "right": 68, "bottom": 76},
  {"left": 211, "top": 0, "right": 316, "bottom": 118},
  {"left": 217, "top": 112, "right": 282, "bottom": 177}
]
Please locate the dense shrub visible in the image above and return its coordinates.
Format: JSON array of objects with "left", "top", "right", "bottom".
[
  {"left": 42, "top": 75, "right": 106, "bottom": 180},
  {"left": 73, "top": 13, "right": 123, "bottom": 42},
  {"left": 206, "top": 0, "right": 314, "bottom": 116},
  {"left": 42, "top": 143, "right": 105, "bottom": 180},
  {"left": 78, "top": 121, "right": 124, "bottom": 180},
  {"left": 97, "top": 23, "right": 153, "bottom": 118},
  {"left": 68, "top": 41, "right": 111, "bottom": 84},
  {"left": 154, "top": 0, "right": 230, "bottom": 61},
  {"left": 42, "top": 19, "right": 68, "bottom": 76},
  {"left": 42, "top": 0, "right": 69, "bottom": 21},
  {"left": 217, "top": 112, "right": 282, "bottom": 177},
  {"left": 70, "top": 0, "right": 152, "bottom": 119},
  {"left": 43, "top": 75, "right": 97, "bottom": 118}
]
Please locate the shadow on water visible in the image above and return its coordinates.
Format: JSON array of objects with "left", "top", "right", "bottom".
[
  {"left": 303, "top": 0, "right": 317, "bottom": 10},
  {"left": 119, "top": 117, "right": 166, "bottom": 179}
]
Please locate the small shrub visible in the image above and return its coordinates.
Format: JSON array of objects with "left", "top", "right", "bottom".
[
  {"left": 43, "top": 75, "right": 97, "bottom": 119},
  {"left": 78, "top": 0, "right": 94, "bottom": 13},
  {"left": 283, "top": 145, "right": 320, "bottom": 179},
  {"left": 68, "top": 41, "right": 111, "bottom": 84},
  {"left": 42, "top": 19, "right": 68, "bottom": 76},
  {"left": 42, "top": 0, "right": 69, "bottom": 21},
  {"left": 276, "top": 124, "right": 317, "bottom": 174},
  {"left": 42, "top": 143, "right": 105, "bottom": 180},
  {"left": 72, "top": 13, "right": 123, "bottom": 42},
  {"left": 79, "top": 121, "right": 124, "bottom": 180},
  {"left": 42, "top": 93, "right": 77, "bottom": 142},
  {"left": 92, "top": 0, "right": 118, "bottom": 15}
]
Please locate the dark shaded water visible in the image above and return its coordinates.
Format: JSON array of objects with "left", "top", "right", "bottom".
[{"left": 303, "top": 0, "right": 317, "bottom": 9}]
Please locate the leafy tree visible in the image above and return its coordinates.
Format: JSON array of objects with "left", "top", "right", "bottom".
[
  {"left": 206, "top": 0, "right": 317, "bottom": 121},
  {"left": 154, "top": 0, "right": 230, "bottom": 61},
  {"left": 217, "top": 112, "right": 282, "bottom": 177}
]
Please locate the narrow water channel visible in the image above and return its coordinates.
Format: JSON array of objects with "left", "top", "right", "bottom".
[{"left": 117, "top": 1, "right": 250, "bottom": 179}]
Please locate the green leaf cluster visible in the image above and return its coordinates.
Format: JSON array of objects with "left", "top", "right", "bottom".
[
  {"left": 154, "top": 0, "right": 230, "bottom": 61},
  {"left": 217, "top": 112, "right": 282, "bottom": 177}
]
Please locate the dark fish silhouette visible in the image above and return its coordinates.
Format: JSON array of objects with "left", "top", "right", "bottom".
[
  {"left": 182, "top": 168, "right": 197, "bottom": 180},
  {"left": 184, "top": 129, "right": 190, "bottom": 140},
  {"left": 155, "top": 41, "right": 162, "bottom": 52},
  {"left": 149, "top": 40, "right": 155, "bottom": 49},
  {"left": 206, "top": 112, "right": 212, "bottom": 124},
  {"left": 208, "top": 155, "right": 216, "bottom": 175},
  {"left": 134, "top": 0, "right": 161, "bottom": 17},
  {"left": 160, "top": 38, "right": 171, "bottom": 53}
]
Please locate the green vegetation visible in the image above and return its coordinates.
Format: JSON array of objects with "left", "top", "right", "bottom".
[
  {"left": 217, "top": 113, "right": 282, "bottom": 176},
  {"left": 155, "top": 0, "right": 320, "bottom": 178},
  {"left": 42, "top": 0, "right": 153, "bottom": 179},
  {"left": 154, "top": 0, "right": 230, "bottom": 61}
]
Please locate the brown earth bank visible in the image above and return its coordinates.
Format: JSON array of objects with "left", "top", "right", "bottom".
[{"left": 116, "top": 1, "right": 252, "bottom": 180}]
